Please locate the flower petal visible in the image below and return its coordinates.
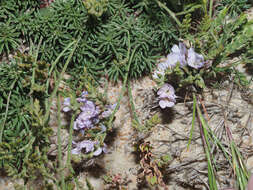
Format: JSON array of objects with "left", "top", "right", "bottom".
[
  {"left": 79, "top": 140, "right": 95, "bottom": 153},
  {"left": 166, "top": 53, "right": 180, "bottom": 68},
  {"left": 179, "top": 43, "right": 187, "bottom": 55},
  {"left": 159, "top": 100, "right": 175, "bottom": 109},
  {"left": 63, "top": 97, "right": 71, "bottom": 106},
  {"left": 71, "top": 147, "right": 81, "bottom": 155},
  {"left": 187, "top": 48, "right": 205, "bottom": 69},
  {"left": 157, "top": 83, "right": 175, "bottom": 96},
  {"left": 63, "top": 106, "right": 71, "bottom": 112},
  {"left": 171, "top": 44, "right": 180, "bottom": 53},
  {"left": 102, "top": 144, "right": 108, "bottom": 154},
  {"left": 93, "top": 147, "right": 103, "bottom": 156},
  {"left": 81, "top": 91, "right": 88, "bottom": 97}
]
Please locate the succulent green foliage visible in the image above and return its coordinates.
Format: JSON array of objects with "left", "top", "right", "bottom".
[
  {"left": 0, "top": 0, "right": 40, "bottom": 20},
  {"left": 235, "top": 20, "right": 253, "bottom": 64},
  {"left": 1, "top": 0, "right": 178, "bottom": 82},
  {"left": 130, "top": 0, "right": 202, "bottom": 13},
  {"left": 28, "top": 1, "right": 88, "bottom": 61},
  {"left": 0, "top": 22, "right": 20, "bottom": 55},
  {"left": 0, "top": 0, "right": 41, "bottom": 55},
  {"left": 0, "top": 56, "right": 52, "bottom": 179},
  {"left": 132, "top": 113, "right": 161, "bottom": 132}
]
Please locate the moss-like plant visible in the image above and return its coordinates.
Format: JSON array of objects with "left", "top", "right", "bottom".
[
  {"left": 1, "top": 0, "right": 178, "bottom": 82},
  {"left": 0, "top": 61, "right": 53, "bottom": 180}
]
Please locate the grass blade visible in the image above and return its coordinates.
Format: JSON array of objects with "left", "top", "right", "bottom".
[{"left": 187, "top": 94, "right": 196, "bottom": 149}]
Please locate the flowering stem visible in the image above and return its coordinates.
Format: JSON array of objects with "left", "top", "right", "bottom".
[
  {"left": 195, "top": 94, "right": 218, "bottom": 190},
  {"left": 0, "top": 79, "right": 16, "bottom": 143},
  {"left": 202, "top": 0, "right": 208, "bottom": 15},
  {"left": 187, "top": 92, "right": 196, "bottom": 149},
  {"left": 155, "top": 0, "right": 182, "bottom": 27},
  {"left": 108, "top": 31, "right": 132, "bottom": 130},
  {"left": 108, "top": 45, "right": 138, "bottom": 130},
  {"left": 44, "top": 39, "right": 79, "bottom": 125},
  {"left": 128, "top": 80, "right": 141, "bottom": 126},
  {"left": 46, "top": 41, "right": 76, "bottom": 95},
  {"left": 57, "top": 94, "right": 65, "bottom": 190},
  {"left": 66, "top": 111, "right": 78, "bottom": 175},
  {"left": 29, "top": 37, "right": 43, "bottom": 96},
  {"left": 209, "top": 0, "right": 214, "bottom": 17}
]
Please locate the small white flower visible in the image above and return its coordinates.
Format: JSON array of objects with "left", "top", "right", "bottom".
[
  {"left": 157, "top": 83, "right": 177, "bottom": 109},
  {"left": 62, "top": 97, "right": 72, "bottom": 112}
]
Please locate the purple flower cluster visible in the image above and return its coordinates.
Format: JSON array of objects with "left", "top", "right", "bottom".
[
  {"left": 74, "top": 100, "right": 100, "bottom": 131},
  {"left": 157, "top": 83, "right": 177, "bottom": 109},
  {"left": 62, "top": 91, "right": 115, "bottom": 156},
  {"left": 153, "top": 43, "right": 206, "bottom": 79},
  {"left": 63, "top": 92, "right": 100, "bottom": 131}
]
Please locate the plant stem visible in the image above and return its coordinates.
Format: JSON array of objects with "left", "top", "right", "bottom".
[
  {"left": 66, "top": 112, "right": 77, "bottom": 174},
  {"left": 209, "top": 0, "right": 214, "bottom": 17},
  {"left": 0, "top": 79, "right": 17, "bottom": 143},
  {"left": 155, "top": 0, "right": 182, "bottom": 27},
  {"left": 187, "top": 93, "right": 196, "bottom": 149},
  {"left": 128, "top": 80, "right": 141, "bottom": 126},
  {"left": 108, "top": 31, "right": 133, "bottom": 130},
  {"left": 29, "top": 37, "right": 43, "bottom": 96},
  {"left": 44, "top": 39, "right": 80, "bottom": 125},
  {"left": 57, "top": 94, "right": 65, "bottom": 190},
  {"left": 195, "top": 94, "right": 218, "bottom": 190}
]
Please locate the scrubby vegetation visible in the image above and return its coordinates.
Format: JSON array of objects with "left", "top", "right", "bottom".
[{"left": 0, "top": 0, "right": 252, "bottom": 189}]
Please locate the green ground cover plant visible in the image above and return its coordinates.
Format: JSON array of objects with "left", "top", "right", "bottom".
[
  {"left": 0, "top": 47, "right": 53, "bottom": 180},
  {"left": 0, "top": 0, "right": 179, "bottom": 81}
]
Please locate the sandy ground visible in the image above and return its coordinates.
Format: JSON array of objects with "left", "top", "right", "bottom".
[{"left": 82, "top": 75, "right": 253, "bottom": 190}]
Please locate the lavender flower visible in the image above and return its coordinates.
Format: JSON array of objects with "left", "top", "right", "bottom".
[
  {"left": 158, "top": 62, "right": 169, "bottom": 71},
  {"left": 152, "top": 43, "right": 188, "bottom": 79},
  {"left": 71, "top": 140, "right": 107, "bottom": 156},
  {"left": 71, "top": 140, "right": 96, "bottom": 155},
  {"left": 62, "top": 97, "right": 72, "bottom": 112},
  {"left": 168, "top": 43, "right": 187, "bottom": 67},
  {"left": 93, "top": 143, "right": 108, "bottom": 156},
  {"left": 152, "top": 43, "right": 206, "bottom": 79},
  {"left": 80, "top": 101, "right": 97, "bottom": 117},
  {"left": 64, "top": 91, "right": 109, "bottom": 157},
  {"left": 99, "top": 124, "right": 106, "bottom": 133},
  {"left": 157, "top": 83, "right": 177, "bottom": 109},
  {"left": 81, "top": 91, "right": 88, "bottom": 97},
  {"left": 76, "top": 91, "right": 88, "bottom": 103},
  {"left": 63, "top": 92, "right": 101, "bottom": 131},
  {"left": 101, "top": 104, "right": 116, "bottom": 118},
  {"left": 73, "top": 117, "right": 93, "bottom": 130},
  {"left": 73, "top": 101, "right": 100, "bottom": 130},
  {"left": 187, "top": 48, "right": 205, "bottom": 69}
]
